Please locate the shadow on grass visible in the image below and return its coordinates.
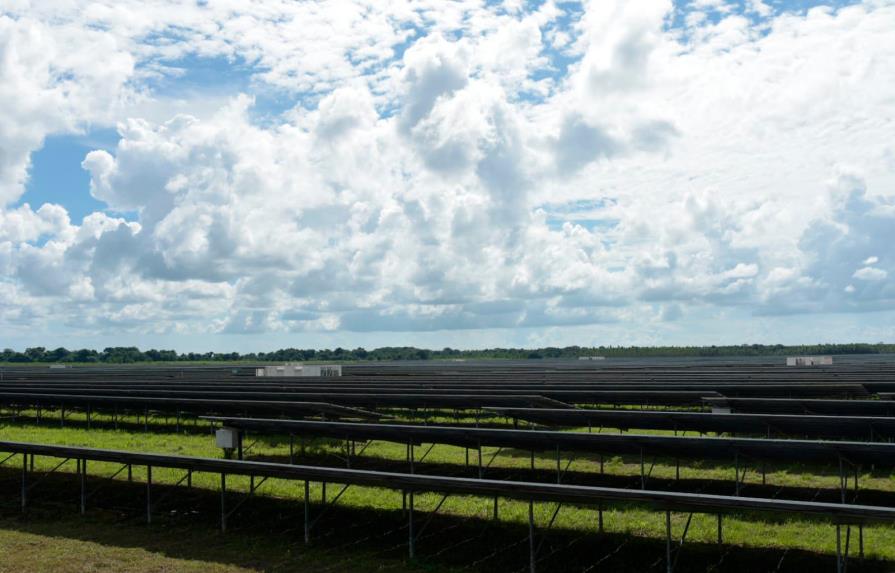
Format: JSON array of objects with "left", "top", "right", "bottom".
[
  {"left": 2, "top": 412, "right": 219, "bottom": 437},
  {"left": 0, "top": 468, "right": 890, "bottom": 573},
  {"left": 245, "top": 448, "right": 895, "bottom": 508}
]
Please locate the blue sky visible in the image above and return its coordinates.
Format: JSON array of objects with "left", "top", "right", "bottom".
[
  {"left": 23, "top": 131, "right": 117, "bottom": 224},
  {"left": 1, "top": 0, "right": 893, "bottom": 351}
]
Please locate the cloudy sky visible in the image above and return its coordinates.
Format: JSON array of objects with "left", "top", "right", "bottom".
[{"left": 1, "top": 0, "right": 893, "bottom": 352}]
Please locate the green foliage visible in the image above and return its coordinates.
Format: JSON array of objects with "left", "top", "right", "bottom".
[{"left": 1, "top": 342, "right": 893, "bottom": 364}]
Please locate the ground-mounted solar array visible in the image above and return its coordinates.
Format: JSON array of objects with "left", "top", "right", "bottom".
[{"left": 2, "top": 358, "right": 895, "bottom": 572}]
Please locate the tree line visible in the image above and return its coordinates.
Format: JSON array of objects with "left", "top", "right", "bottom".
[{"left": 1, "top": 343, "right": 893, "bottom": 364}]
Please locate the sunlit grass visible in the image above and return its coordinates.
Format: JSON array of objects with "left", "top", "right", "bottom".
[{"left": 2, "top": 412, "right": 894, "bottom": 564}]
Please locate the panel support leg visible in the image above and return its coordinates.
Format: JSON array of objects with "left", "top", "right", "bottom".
[
  {"left": 20, "top": 453, "right": 27, "bottom": 513},
  {"left": 529, "top": 500, "right": 536, "bottom": 573},
  {"left": 146, "top": 466, "right": 152, "bottom": 524},
  {"left": 304, "top": 480, "right": 310, "bottom": 544},
  {"left": 666, "top": 511, "right": 673, "bottom": 573},
  {"left": 640, "top": 449, "right": 646, "bottom": 490},
  {"left": 408, "top": 490, "right": 415, "bottom": 559},
  {"left": 80, "top": 459, "right": 87, "bottom": 514},
  {"left": 556, "top": 446, "right": 561, "bottom": 484},
  {"left": 859, "top": 525, "right": 864, "bottom": 559},
  {"left": 221, "top": 473, "right": 227, "bottom": 532},
  {"left": 735, "top": 453, "right": 741, "bottom": 496},
  {"left": 478, "top": 443, "right": 483, "bottom": 479},
  {"left": 836, "top": 525, "right": 843, "bottom": 573}
]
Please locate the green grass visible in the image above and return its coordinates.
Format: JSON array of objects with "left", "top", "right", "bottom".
[{"left": 1, "top": 413, "right": 895, "bottom": 571}]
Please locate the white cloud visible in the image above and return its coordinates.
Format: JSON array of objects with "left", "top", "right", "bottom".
[
  {"left": 853, "top": 267, "right": 888, "bottom": 281},
  {"left": 0, "top": 14, "right": 134, "bottom": 204},
  {"left": 1, "top": 1, "right": 894, "bottom": 344}
]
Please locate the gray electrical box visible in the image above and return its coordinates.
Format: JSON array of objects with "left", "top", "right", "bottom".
[{"left": 216, "top": 427, "right": 238, "bottom": 449}]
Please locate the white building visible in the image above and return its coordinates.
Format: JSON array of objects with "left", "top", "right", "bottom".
[
  {"left": 785, "top": 356, "right": 833, "bottom": 366},
  {"left": 300, "top": 364, "right": 342, "bottom": 377},
  {"left": 255, "top": 363, "right": 342, "bottom": 377}
]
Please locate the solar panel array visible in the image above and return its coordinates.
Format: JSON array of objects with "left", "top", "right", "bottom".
[{"left": 2, "top": 358, "right": 895, "bottom": 571}]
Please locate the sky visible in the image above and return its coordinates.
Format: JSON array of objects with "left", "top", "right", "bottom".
[{"left": 0, "top": 0, "right": 894, "bottom": 352}]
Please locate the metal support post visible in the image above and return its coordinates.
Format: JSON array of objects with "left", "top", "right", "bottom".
[
  {"left": 408, "top": 489, "right": 415, "bottom": 559},
  {"left": 839, "top": 457, "right": 846, "bottom": 504},
  {"left": 80, "top": 459, "right": 87, "bottom": 514},
  {"left": 665, "top": 511, "right": 673, "bottom": 573},
  {"left": 146, "top": 466, "right": 152, "bottom": 524},
  {"left": 21, "top": 453, "right": 27, "bottom": 513},
  {"left": 221, "top": 473, "right": 227, "bottom": 532},
  {"left": 304, "top": 480, "right": 310, "bottom": 544},
  {"left": 735, "top": 453, "right": 741, "bottom": 496},
  {"left": 836, "top": 525, "right": 842, "bottom": 573},
  {"left": 528, "top": 500, "right": 536, "bottom": 573},
  {"left": 478, "top": 443, "right": 483, "bottom": 478},
  {"left": 641, "top": 449, "right": 646, "bottom": 490},
  {"left": 556, "top": 446, "right": 561, "bottom": 484}
]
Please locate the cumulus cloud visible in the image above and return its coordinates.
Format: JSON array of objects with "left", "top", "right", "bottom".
[
  {"left": 792, "top": 173, "right": 895, "bottom": 311},
  {"left": 0, "top": 14, "right": 133, "bottom": 204},
  {"left": 0, "top": 1, "right": 894, "bottom": 344}
]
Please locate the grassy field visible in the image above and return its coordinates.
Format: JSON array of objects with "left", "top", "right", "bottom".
[{"left": 1, "top": 412, "right": 894, "bottom": 572}]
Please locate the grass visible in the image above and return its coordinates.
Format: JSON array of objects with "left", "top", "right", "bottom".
[{"left": 1, "top": 412, "right": 895, "bottom": 571}]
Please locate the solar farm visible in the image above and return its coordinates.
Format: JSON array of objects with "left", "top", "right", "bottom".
[{"left": 2, "top": 358, "right": 895, "bottom": 572}]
